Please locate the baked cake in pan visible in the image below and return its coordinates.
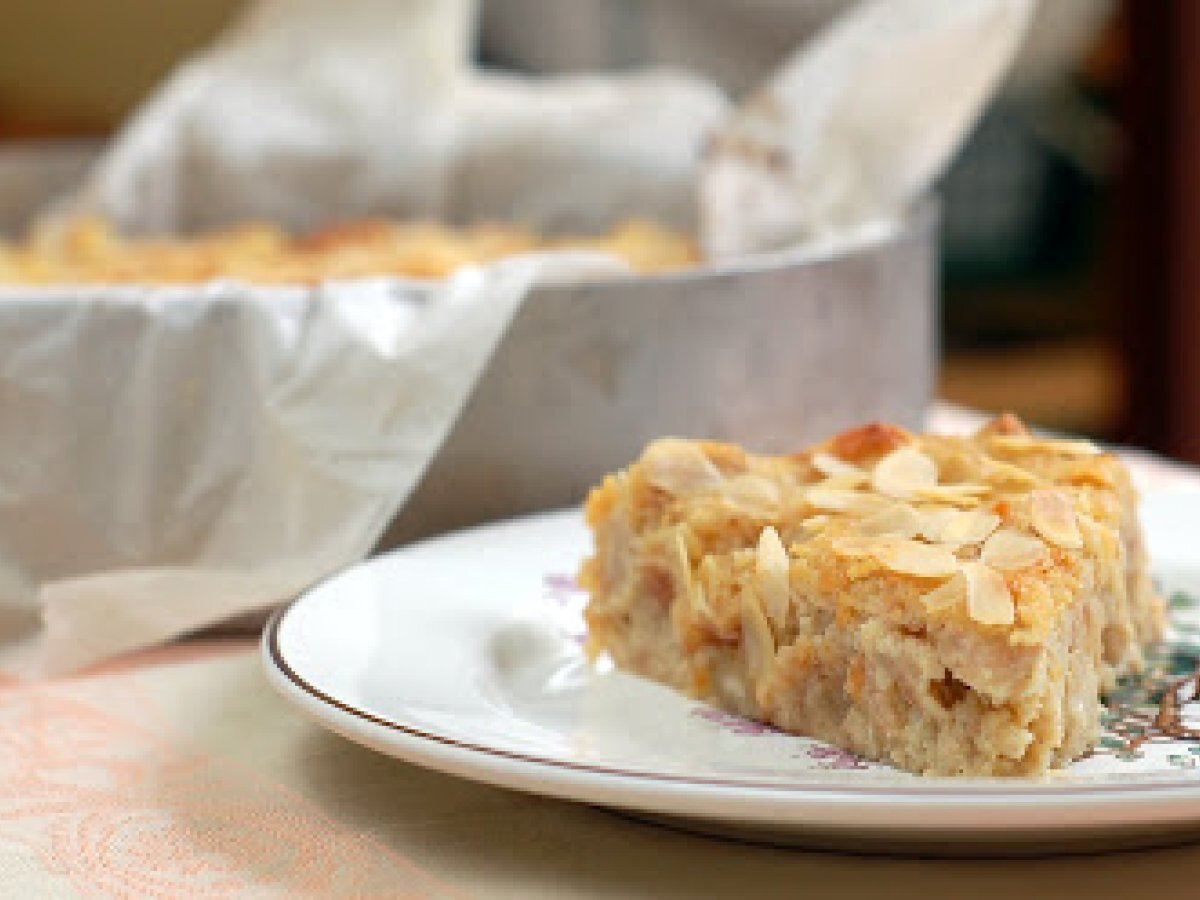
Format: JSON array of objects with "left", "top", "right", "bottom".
[
  {"left": 579, "top": 416, "right": 1163, "bottom": 776},
  {"left": 0, "top": 217, "right": 697, "bottom": 284}
]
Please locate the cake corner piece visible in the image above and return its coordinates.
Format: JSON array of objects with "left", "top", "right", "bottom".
[{"left": 579, "top": 417, "right": 1165, "bottom": 776}]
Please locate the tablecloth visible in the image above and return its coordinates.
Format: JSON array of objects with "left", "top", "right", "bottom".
[{"left": 4, "top": 403, "right": 1200, "bottom": 898}]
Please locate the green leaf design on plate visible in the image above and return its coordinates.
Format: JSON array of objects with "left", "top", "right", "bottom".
[
  {"left": 1170, "top": 591, "right": 1198, "bottom": 610},
  {"left": 1094, "top": 600, "right": 1200, "bottom": 759}
]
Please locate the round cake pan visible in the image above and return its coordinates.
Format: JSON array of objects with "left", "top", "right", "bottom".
[{"left": 382, "top": 202, "right": 937, "bottom": 545}]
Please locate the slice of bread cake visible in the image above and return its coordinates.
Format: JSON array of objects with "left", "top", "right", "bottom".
[{"left": 579, "top": 417, "right": 1163, "bottom": 776}]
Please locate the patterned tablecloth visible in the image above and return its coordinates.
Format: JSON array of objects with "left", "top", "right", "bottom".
[{"left": 4, "top": 404, "right": 1200, "bottom": 898}]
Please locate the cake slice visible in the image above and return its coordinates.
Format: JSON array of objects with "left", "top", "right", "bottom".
[{"left": 579, "top": 416, "right": 1164, "bottom": 776}]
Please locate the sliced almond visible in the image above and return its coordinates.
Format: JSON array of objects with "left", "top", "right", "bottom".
[
  {"left": 962, "top": 562, "right": 1015, "bottom": 625},
  {"left": 1031, "top": 489, "right": 1083, "bottom": 549},
  {"left": 673, "top": 529, "right": 713, "bottom": 626},
  {"left": 676, "top": 530, "right": 714, "bottom": 624},
  {"left": 985, "top": 435, "right": 1043, "bottom": 452},
  {"left": 872, "top": 446, "right": 939, "bottom": 499},
  {"left": 811, "top": 451, "right": 867, "bottom": 480},
  {"left": 819, "top": 471, "right": 871, "bottom": 490},
  {"left": 756, "top": 527, "right": 791, "bottom": 633},
  {"left": 990, "top": 435, "right": 1101, "bottom": 457},
  {"left": 911, "top": 484, "right": 990, "bottom": 507},
  {"left": 673, "top": 528, "right": 693, "bottom": 594},
  {"left": 1076, "top": 510, "right": 1119, "bottom": 551},
  {"left": 980, "top": 457, "right": 1040, "bottom": 489},
  {"left": 724, "top": 474, "right": 781, "bottom": 514},
  {"left": 858, "top": 502, "right": 923, "bottom": 539},
  {"left": 697, "top": 555, "right": 721, "bottom": 612},
  {"left": 801, "top": 514, "right": 833, "bottom": 532},
  {"left": 642, "top": 440, "right": 723, "bottom": 494},
  {"left": 919, "top": 482, "right": 991, "bottom": 497},
  {"left": 872, "top": 539, "right": 961, "bottom": 578},
  {"left": 689, "top": 579, "right": 714, "bottom": 623},
  {"left": 1052, "top": 439, "right": 1102, "bottom": 457},
  {"left": 805, "top": 486, "right": 883, "bottom": 514},
  {"left": 915, "top": 506, "right": 959, "bottom": 542},
  {"left": 939, "top": 509, "right": 1001, "bottom": 546},
  {"left": 1076, "top": 513, "right": 1123, "bottom": 594},
  {"left": 741, "top": 592, "right": 777, "bottom": 682},
  {"left": 980, "top": 527, "right": 1047, "bottom": 570},
  {"left": 920, "top": 573, "right": 965, "bottom": 613}
]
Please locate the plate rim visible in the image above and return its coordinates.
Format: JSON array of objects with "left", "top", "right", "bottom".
[
  {"left": 262, "top": 501, "right": 1200, "bottom": 832},
  {"left": 264, "top": 602, "right": 1200, "bottom": 798}
]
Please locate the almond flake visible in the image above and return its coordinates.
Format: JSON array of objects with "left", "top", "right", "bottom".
[
  {"left": 915, "top": 506, "right": 958, "bottom": 542},
  {"left": 872, "top": 446, "right": 939, "bottom": 499},
  {"left": 1076, "top": 513, "right": 1123, "bottom": 594},
  {"left": 962, "top": 562, "right": 1015, "bottom": 625},
  {"left": 801, "top": 515, "right": 832, "bottom": 531},
  {"left": 988, "top": 435, "right": 1102, "bottom": 457},
  {"left": 926, "top": 483, "right": 991, "bottom": 497},
  {"left": 980, "top": 528, "right": 1047, "bottom": 570},
  {"left": 911, "top": 484, "right": 990, "bottom": 507},
  {"left": 724, "top": 474, "right": 781, "bottom": 513},
  {"left": 812, "top": 452, "right": 867, "bottom": 480},
  {"left": 920, "top": 573, "right": 965, "bottom": 613},
  {"left": 1077, "top": 511, "right": 1119, "bottom": 550},
  {"left": 805, "top": 487, "right": 883, "bottom": 514},
  {"left": 981, "top": 458, "right": 1040, "bottom": 489},
  {"left": 1031, "top": 489, "right": 1083, "bottom": 549},
  {"left": 985, "top": 435, "right": 1043, "bottom": 451},
  {"left": 697, "top": 555, "right": 721, "bottom": 605},
  {"left": 1051, "top": 439, "right": 1102, "bottom": 457},
  {"left": 819, "top": 472, "right": 871, "bottom": 490},
  {"left": 858, "top": 502, "right": 923, "bottom": 539},
  {"left": 677, "top": 531, "right": 712, "bottom": 625},
  {"left": 643, "top": 440, "right": 723, "bottom": 494},
  {"left": 673, "top": 529, "right": 693, "bottom": 592},
  {"left": 939, "top": 509, "right": 1001, "bottom": 546},
  {"left": 688, "top": 579, "right": 714, "bottom": 623},
  {"left": 741, "top": 592, "right": 777, "bottom": 681},
  {"left": 872, "top": 539, "right": 961, "bottom": 577},
  {"left": 756, "top": 527, "right": 791, "bottom": 632}
]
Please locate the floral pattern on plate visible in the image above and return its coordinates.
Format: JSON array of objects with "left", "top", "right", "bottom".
[{"left": 549, "top": 568, "right": 1200, "bottom": 780}]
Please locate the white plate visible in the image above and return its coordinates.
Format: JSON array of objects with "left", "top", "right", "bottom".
[{"left": 263, "top": 490, "right": 1200, "bottom": 855}]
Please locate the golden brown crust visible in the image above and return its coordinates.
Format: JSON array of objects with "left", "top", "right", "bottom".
[
  {"left": 977, "top": 411, "right": 1032, "bottom": 438},
  {"left": 0, "top": 216, "right": 699, "bottom": 285},
  {"left": 825, "top": 421, "right": 913, "bottom": 464}
]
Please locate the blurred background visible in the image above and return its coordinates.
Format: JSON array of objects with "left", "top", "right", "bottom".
[{"left": 0, "top": 0, "right": 1194, "bottom": 461}]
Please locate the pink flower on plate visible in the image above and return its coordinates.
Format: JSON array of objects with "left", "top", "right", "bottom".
[
  {"left": 691, "top": 707, "right": 784, "bottom": 736},
  {"left": 805, "top": 743, "right": 870, "bottom": 770},
  {"left": 543, "top": 573, "right": 586, "bottom": 606},
  {"left": 543, "top": 573, "right": 588, "bottom": 645}
]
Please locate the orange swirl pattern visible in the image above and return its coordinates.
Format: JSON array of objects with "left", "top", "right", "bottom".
[{"left": 0, "top": 649, "right": 459, "bottom": 898}]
